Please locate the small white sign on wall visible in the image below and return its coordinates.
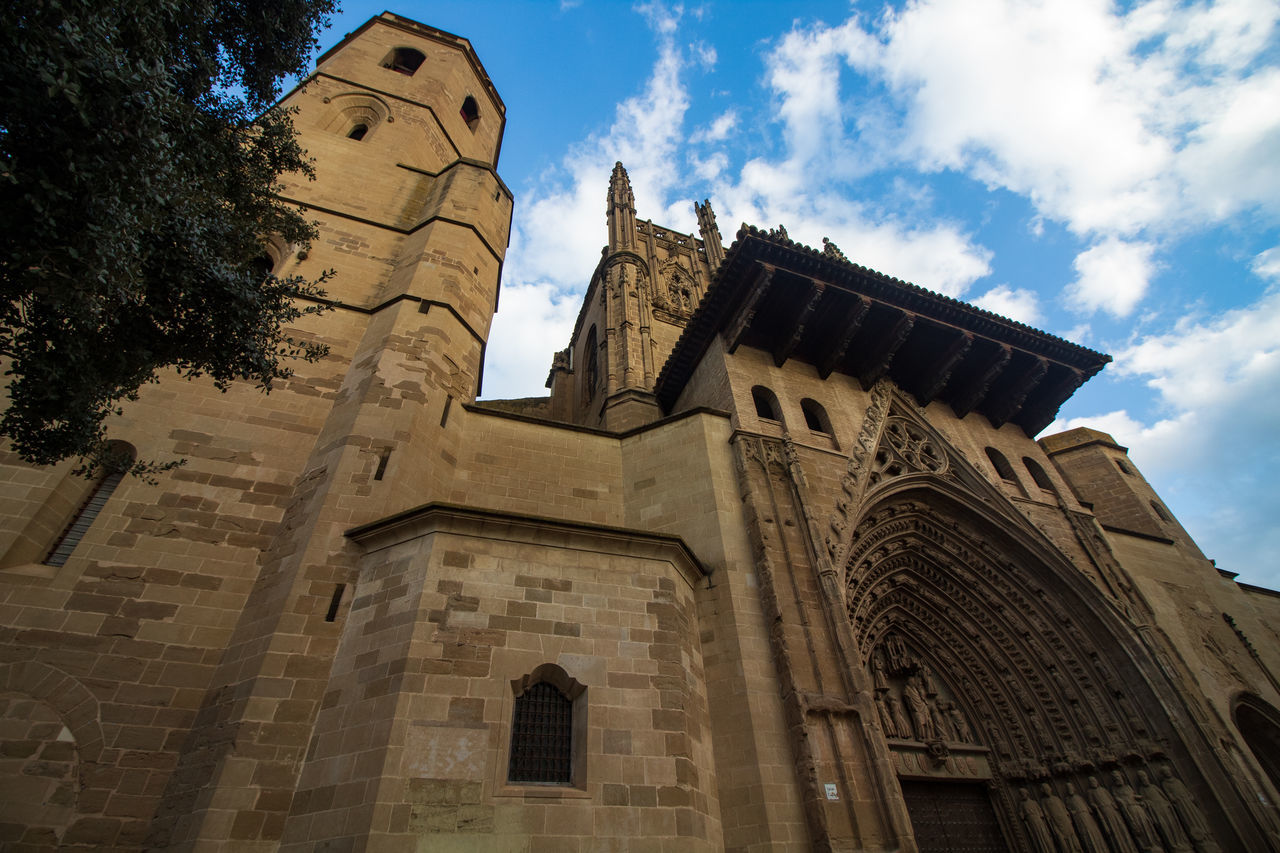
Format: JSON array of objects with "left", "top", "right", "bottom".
[{"left": 824, "top": 783, "right": 839, "bottom": 800}]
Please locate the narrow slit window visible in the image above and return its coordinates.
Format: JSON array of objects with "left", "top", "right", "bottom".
[
  {"left": 1151, "top": 501, "right": 1171, "bottom": 522},
  {"left": 440, "top": 394, "right": 453, "bottom": 427},
  {"left": 325, "top": 584, "right": 346, "bottom": 622},
  {"left": 44, "top": 449, "right": 133, "bottom": 567},
  {"left": 1115, "top": 458, "right": 1134, "bottom": 475},
  {"left": 347, "top": 123, "right": 369, "bottom": 141},
  {"left": 373, "top": 448, "right": 391, "bottom": 481}
]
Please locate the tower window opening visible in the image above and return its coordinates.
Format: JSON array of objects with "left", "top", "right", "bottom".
[
  {"left": 1115, "top": 458, "right": 1134, "bottom": 475},
  {"left": 382, "top": 47, "right": 425, "bottom": 75},
  {"left": 752, "top": 386, "right": 783, "bottom": 422},
  {"left": 1151, "top": 501, "right": 1171, "bottom": 522},
  {"left": 460, "top": 96, "right": 480, "bottom": 128},
  {"left": 800, "top": 398, "right": 833, "bottom": 435},
  {"left": 347, "top": 123, "right": 369, "bottom": 141}
]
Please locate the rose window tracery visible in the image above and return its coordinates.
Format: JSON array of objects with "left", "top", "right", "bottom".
[{"left": 868, "top": 417, "right": 947, "bottom": 489}]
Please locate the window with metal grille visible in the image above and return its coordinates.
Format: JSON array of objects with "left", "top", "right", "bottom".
[
  {"left": 507, "top": 681, "right": 573, "bottom": 784},
  {"left": 44, "top": 466, "right": 126, "bottom": 567}
]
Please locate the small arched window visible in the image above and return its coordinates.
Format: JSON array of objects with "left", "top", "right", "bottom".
[
  {"left": 1115, "top": 458, "right": 1134, "bottom": 475},
  {"left": 1023, "top": 457, "right": 1054, "bottom": 493},
  {"left": 508, "top": 664, "right": 586, "bottom": 787},
  {"left": 800, "top": 398, "right": 833, "bottom": 435},
  {"left": 985, "top": 447, "right": 1018, "bottom": 483},
  {"left": 347, "top": 123, "right": 369, "bottom": 141},
  {"left": 752, "top": 386, "right": 782, "bottom": 422},
  {"left": 382, "top": 47, "right": 425, "bottom": 75},
  {"left": 460, "top": 96, "right": 480, "bottom": 129},
  {"left": 250, "top": 254, "right": 275, "bottom": 281},
  {"left": 44, "top": 443, "right": 135, "bottom": 567},
  {"left": 1150, "top": 501, "right": 1171, "bottom": 522}
]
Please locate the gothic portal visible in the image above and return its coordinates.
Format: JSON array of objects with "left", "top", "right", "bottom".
[{"left": 1, "top": 12, "right": 1279, "bottom": 852}]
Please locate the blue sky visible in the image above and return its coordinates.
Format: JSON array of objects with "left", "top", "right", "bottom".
[{"left": 309, "top": 1, "right": 1279, "bottom": 587}]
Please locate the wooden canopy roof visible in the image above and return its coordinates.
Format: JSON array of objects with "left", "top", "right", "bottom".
[{"left": 654, "top": 226, "right": 1111, "bottom": 435}]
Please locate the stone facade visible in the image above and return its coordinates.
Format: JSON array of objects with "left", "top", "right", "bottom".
[{"left": 2, "top": 12, "right": 1280, "bottom": 852}]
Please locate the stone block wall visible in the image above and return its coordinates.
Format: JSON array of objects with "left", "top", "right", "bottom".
[{"left": 274, "top": 507, "right": 722, "bottom": 852}]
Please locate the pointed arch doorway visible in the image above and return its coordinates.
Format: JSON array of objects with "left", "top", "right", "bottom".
[{"left": 845, "top": 486, "right": 1223, "bottom": 852}]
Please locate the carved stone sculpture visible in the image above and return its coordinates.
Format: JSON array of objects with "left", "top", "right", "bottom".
[
  {"left": 887, "top": 694, "right": 913, "bottom": 740},
  {"left": 886, "top": 632, "right": 911, "bottom": 673},
  {"left": 1041, "top": 782, "right": 1085, "bottom": 853},
  {"left": 1086, "top": 775, "right": 1139, "bottom": 853},
  {"left": 874, "top": 693, "right": 898, "bottom": 738},
  {"left": 1158, "top": 765, "right": 1218, "bottom": 852},
  {"left": 1138, "top": 770, "right": 1192, "bottom": 853},
  {"left": 871, "top": 650, "right": 888, "bottom": 690},
  {"left": 947, "top": 702, "right": 974, "bottom": 743},
  {"left": 1111, "top": 770, "right": 1163, "bottom": 852},
  {"left": 928, "top": 697, "right": 949, "bottom": 741},
  {"left": 903, "top": 678, "right": 935, "bottom": 741},
  {"left": 1065, "top": 781, "right": 1110, "bottom": 853},
  {"left": 1019, "top": 787, "right": 1056, "bottom": 853}
]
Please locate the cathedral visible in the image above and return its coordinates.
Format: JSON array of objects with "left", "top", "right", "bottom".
[{"left": 4, "top": 12, "right": 1280, "bottom": 852}]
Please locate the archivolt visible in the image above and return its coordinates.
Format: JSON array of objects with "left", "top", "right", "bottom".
[{"left": 847, "top": 493, "right": 1149, "bottom": 771}]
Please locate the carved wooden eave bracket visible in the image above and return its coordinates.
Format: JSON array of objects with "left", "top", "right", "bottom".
[{"left": 656, "top": 226, "right": 1111, "bottom": 435}]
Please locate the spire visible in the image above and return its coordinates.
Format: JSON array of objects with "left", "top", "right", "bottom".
[
  {"left": 694, "top": 199, "right": 725, "bottom": 270},
  {"left": 607, "top": 161, "right": 636, "bottom": 251}
]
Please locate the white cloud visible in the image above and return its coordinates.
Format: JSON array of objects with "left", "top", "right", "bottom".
[
  {"left": 1051, "top": 289, "right": 1280, "bottom": 585},
  {"left": 690, "top": 109, "right": 737, "bottom": 143},
  {"left": 484, "top": 4, "right": 692, "bottom": 398},
  {"left": 1066, "top": 238, "right": 1157, "bottom": 317},
  {"left": 863, "top": 0, "right": 1280, "bottom": 237},
  {"left": 973, "top": 284, "right": 1042, "bottom": 326},
  {"left": 691, "top": 40, "right": 718, "bottom": 70},
  {"left": 1253, "top": 246, "right": 1280, "bottom": 281},
  {"left": 484, "top": 282, "right": 582, "bottom": 397}
]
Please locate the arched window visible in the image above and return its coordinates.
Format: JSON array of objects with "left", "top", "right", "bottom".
[
  {"left": 582, "top": 325, "right": 598, "bottom": 404},
  {"left": 984, "top": 447, "right": 1019, "bottom": 485},
  {"left": 1235, "top": 695, "right": 1280, "bottom": 794},
  {"left": 1023, "top": 457, "right": 1054, "bottom": 493},
  {"left": 1115, "top": 458, "right": 1134, "bottom": 475},
  {"left": 460, "top": 95, "right": 480, "bottom": 128},
  {"left": 250, "top": 254, "right": 275, "bottom": 281},
  {"left": 507, "top": 664, "right": 585, "bottom": 787},
  {"left": 800, "top": 398, "right": 833, "bottom": 435},
  {"left": 44, "top": 442, "right": 135, "bottom": 568},
  {"left": 347, "top": 123, "right": 368, "bottom": 141},
  {"left": 382, "top": 47, "right": 425, "bottom": 75},
  {"left": 752, "top": 386, "right": 782, "bottom": 422},
  {"left": 1150, "top": 501, "right": 1171, "bottom": 522}
]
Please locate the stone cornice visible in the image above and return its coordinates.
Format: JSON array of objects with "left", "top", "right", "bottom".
[{"left": 345, "top": 502, "right": 709, "bottom": 590}]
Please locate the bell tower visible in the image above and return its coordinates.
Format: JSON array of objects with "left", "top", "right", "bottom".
[
  {"left": 546, "top": 163, "right": 718, "bottom": 430},
  {"left": 158, "top": 14, "right": 514, "bottom": 848}
]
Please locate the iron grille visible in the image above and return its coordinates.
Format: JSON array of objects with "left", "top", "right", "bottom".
[
  {"left": 44, "top": 468, "right": 126, "bottom": 567},
  {"left": 508, "top": 681, "right": 572, "bottom": 784}
]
